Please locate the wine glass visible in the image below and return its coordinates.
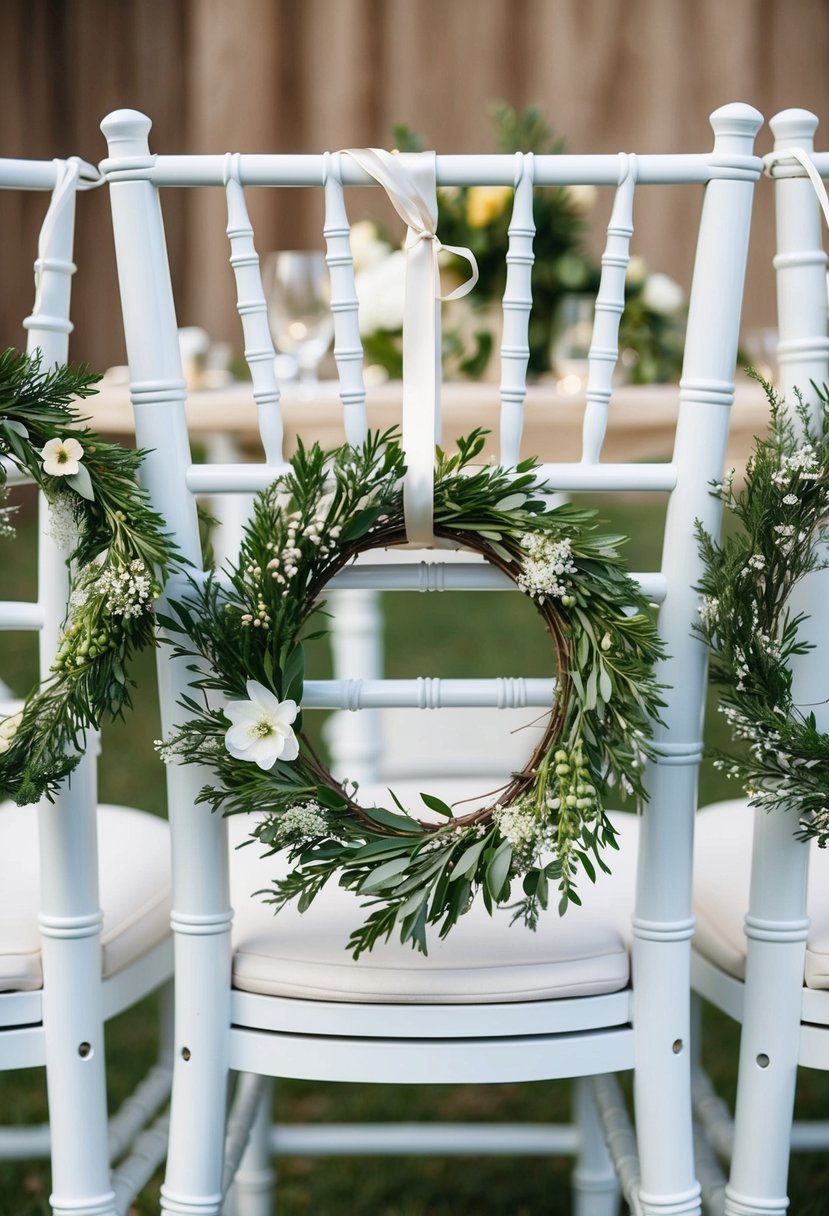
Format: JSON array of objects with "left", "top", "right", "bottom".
[{"left": 262, "top": 251, "right": 334, "bottom": 388}]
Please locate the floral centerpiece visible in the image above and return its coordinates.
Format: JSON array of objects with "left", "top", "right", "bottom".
[{"left": 355, "top": 104, "right": 686, "bottom": 384}]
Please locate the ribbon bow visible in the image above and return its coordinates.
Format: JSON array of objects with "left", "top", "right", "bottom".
[{"left": 345, "top": 148, "right": 479, "bottom": 545}]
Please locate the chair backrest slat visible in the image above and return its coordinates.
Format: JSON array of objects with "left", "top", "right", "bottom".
[
  {"left": 224, "top": 158, "right": 284, "bottom": 467},
  {"left": 499, "top": 152, "right": 535, "bottom": 466},
  {"left": 582, "top": 154, "right": 638, "bottom": 464},
  {"left": 323, "top": 151, "right": 368, "bottom": 446}
]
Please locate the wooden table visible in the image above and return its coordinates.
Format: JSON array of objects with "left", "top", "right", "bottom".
[{"left": 88, "top": 375, "right": 771, "bottom": 474}]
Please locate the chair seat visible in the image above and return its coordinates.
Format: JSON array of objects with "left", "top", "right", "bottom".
[
  {"left": 0, "top": 802, "right": 172, "bottom": 993},
  {"left": 229, "top": 793, "right": 638, "bottom": 1004},
  {"left": 694, "top": 799, "right": 829, "bottom": 989}
]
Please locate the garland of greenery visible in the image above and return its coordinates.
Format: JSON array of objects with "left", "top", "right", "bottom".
[
  {"left": 159, "top": 427, "right": 665, "bottom": 957},
  {"left": 0, "top": 349, "right": 178, "bottom": 805},
  {"left": 696, "top": 379, "right": 829, "bottom": 846}
]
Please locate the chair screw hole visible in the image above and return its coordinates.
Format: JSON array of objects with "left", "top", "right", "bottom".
[
  {"left": 78, "top": 1042, "right": 92, "bottom": 1058},
  {"left": 672, "top": 1039, "right": 683, "bottom": 1054},
  {"left": 756, "top": 1053, "right": 770, "bottom": 1069},
  {"left": 181, "top": 1047, "right": 191, "bottom": 1061}
]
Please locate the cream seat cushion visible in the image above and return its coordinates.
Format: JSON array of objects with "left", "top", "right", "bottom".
[
  {"left": 230, "top": 787, "right": 639, "bottom": 1005},
  {"left": 0, "top": 802, "right": 171, "bottom": 993},
  {"left": 694, "top": 799, "right": 829, "bottom": 989}
]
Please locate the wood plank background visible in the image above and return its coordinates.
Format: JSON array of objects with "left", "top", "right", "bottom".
[{"left": 1, "top": 0, "right": 827, "bottom": 370}]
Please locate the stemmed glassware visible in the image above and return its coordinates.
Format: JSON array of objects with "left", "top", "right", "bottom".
[{"left": 262, "top": 251, "right": 334, "bottom": 388}]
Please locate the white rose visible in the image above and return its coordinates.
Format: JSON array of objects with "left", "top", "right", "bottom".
[
  {"left": 349, "top": 221, "right": 392, "bottom": 272},
  {"left": 625, "top": 255, "right": 649, "bottom": 288},
  {"left": 355, "top": 249, "right": 407, "bottom": 336},
  {"left": 641, "top": 272, "right": 685, "bottom": 315},
  {"left": 564, "top": 184, "right": 597, "bottom": 215}
]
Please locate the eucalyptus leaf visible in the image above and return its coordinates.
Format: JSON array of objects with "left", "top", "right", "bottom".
[{"left": 65, "top": 463, "right": 95, "bottom": 501}]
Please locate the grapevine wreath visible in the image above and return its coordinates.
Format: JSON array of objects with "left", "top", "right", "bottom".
[
  {"left": 696, "top": 379, "right": 829, "bottom": 848},
  {"left": 158, "top": 426, "right": 666, "bottom": 956},
  {"left": 0, "top": 349, "right": 177, "bottom": 804}
]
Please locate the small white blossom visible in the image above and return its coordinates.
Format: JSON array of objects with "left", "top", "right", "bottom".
[
  {"left": 41, "top": 436, "right": 84, "bottom": 477},
  {"left": 46, "top": 492, "right": 80, "bottom": 550},
  {"left": 274, "top": 800, "right": 331, "bottom": 846},
  {"left": 96, "top": 559, "right": 154, "bottom": 618},
  {"left": 224, "top": 680, "right": 299, "bottom": 770},
  {"left": 518, "top": 532, "right": 577, "bottom": 600}
]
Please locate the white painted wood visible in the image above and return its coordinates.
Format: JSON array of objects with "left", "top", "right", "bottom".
[
  {"left": 499, "top": 152, "right": 535, "bottom": 466},
  {"left": 0, "top": 156, "right": 173, "bottom": 1215},
  {"left": 582, "top": 153, "right": 638, "bottom": 464},
  {"left": 101, "top": 102, "right": 762, "bottom": 1216},
  {"left": 324, "top": 151, "right": 368, "bottom": 446},
  {"left": 223, "top": 155, "right": 283, "bottom": 467},
  {"left": 691, "top": 108, "right": 829, "bottom": 1216}
]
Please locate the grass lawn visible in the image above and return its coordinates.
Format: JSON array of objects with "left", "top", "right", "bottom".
[{"left": 1, "top": 489, "right": 827, "bottom": 1214}]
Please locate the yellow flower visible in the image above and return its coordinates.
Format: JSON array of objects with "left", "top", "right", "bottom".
[{"left": 465, "top": 185, "right": 512, "bottom": 228}]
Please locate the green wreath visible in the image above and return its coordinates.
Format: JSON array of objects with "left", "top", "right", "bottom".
[
  {"left": 0, "top": 349, "right": 178, "bottom": 805},
  {"left": 696, "top": 378, "right": 829, "bottom": 846},
  {"left": 160, "top": 427, "right": 665, "bottom": 956}
]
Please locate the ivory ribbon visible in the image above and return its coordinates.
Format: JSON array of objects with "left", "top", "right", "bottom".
[
  {"left": 765, "top": 145, "right": 829, "bottom": 307},
  {"left": 344, "top": 148, "right": 478, "bottom": 545},
  {"left": 32, "top": 159, "right": 81, "bottom": 317}
]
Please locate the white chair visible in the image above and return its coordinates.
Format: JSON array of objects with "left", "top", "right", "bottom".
[
  {"left": 691, "top": 109, "right": 829, "bottom": 1215},
  {"left": 101, "top": 103, "right": 762, "bottom": 1216},
  {"left": 0, "top": 158, "right": 173, "bottom": 1215}
]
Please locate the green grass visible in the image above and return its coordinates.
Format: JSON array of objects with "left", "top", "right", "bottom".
[{"left": 1, "top": 493, "right": 827, "bottom": 1214}]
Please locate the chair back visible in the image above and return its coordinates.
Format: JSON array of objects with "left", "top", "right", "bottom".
[
  {"left": 102, "top": 104, "right": 765, "bottom": 1215},
  {"left": 101, "top": 101, "right": 761, "bottom": 935}
]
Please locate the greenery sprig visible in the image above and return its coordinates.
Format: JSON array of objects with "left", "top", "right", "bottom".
[
  {"left": 160, "top": 426, "right": 665, "bottom": 957},
  {"left": 0, "top": 348, "right": 178, "bottom": 804},
  {"left": 696, "top": 379, "right": 829, "bottom": 845}
]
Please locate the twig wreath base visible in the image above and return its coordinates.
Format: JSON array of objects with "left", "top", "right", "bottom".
[
  {"left": 161, "top": 427, "right": 665, "bottom": 957},
  {"left": 0, "top": 349, "right": 177, "bottom": 805},
  {"left": 697, "top": 377, "right": 829, "bottom": 848}
]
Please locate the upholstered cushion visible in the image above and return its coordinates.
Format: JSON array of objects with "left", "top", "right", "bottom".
[
  {"left": 230, "top": 789, "right": 639, "bottom": 1004},
  {"left": 0, "top": 802, "right": 171, "bottom": 993},
  {"left": 694, "top": 799, "right": 829, "bottom": 989}
]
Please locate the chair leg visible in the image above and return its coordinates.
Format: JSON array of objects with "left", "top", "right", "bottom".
[
  {"left": 721, "top": 938, "right": 804, "bottom": 1216},
  {"left": 160, "top": 927, "right": 233, "bottom": 1216},
  {"left": 572, "top": 1077, "right": 620, "bottom": 1216},
  {"left": 224, "top": 1078, "right": 275, "bottom": 1216}
]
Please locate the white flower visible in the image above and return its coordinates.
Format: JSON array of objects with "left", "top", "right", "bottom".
[
  {"left": 0, "top": 711, "right": 22, "bottom": 754},
  {"left": 518, "top": 532, "right": 577, "bottom": 600},
  {"left": 625, "top": 255, "right": 648, "bottom": 288},
  {"left": 224, "top": 680, "right": 299, "bottom": 770},
  {"left": 349, "top": 220, "right": 392, "bottom": 271},
  {"left": 46, "top": 492, "right": 80, "bottom": 550},
  {"left": 274, "top": 799, "right": 331, "bottom": 845},
  {"left": 641, "top": 273, "right": 685, "bottom": 316},
  {"left": 355, "top": 249, "right": 407, "bottom": 336},
  {"left": 41, "top": 436, "right": 84, "bottom": 477},
  {"left": 564, "top": 183, "right": 598, "bottom": 215}
]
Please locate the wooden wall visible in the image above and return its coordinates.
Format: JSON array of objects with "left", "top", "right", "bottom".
[{"left": 2, "top": 0, "right": 828, "bottom": 370}]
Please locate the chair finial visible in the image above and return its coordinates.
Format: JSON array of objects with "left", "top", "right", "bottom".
[
  {"left": 708, "top": 102, "right": 764, "bottom": 152},
  {"left": 770, "top": 108, "right": 820, "bottom": 149},
  {"left": 100, "top": 109, "right": 153, "bottom": 158}
]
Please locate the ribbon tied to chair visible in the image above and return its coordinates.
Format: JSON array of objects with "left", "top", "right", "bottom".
[
  {"left": 765, "top": 145, "right": 829, "bottom": 310},
  {"left": 344, "top": 148, "right": 479, "bottom": 546}
]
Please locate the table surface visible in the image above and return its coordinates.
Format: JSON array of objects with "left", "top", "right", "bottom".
[{"left": 88, "top": 375, "right": 771, "bottom": 469}]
